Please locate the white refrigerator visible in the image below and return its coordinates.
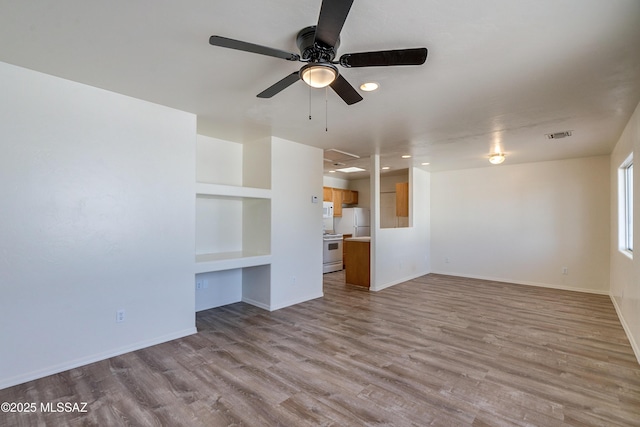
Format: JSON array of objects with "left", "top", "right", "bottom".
[{"left": 335, "top": 208, "right": 370, "bottom": 237}]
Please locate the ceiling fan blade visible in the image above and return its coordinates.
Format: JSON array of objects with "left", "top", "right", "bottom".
[
  {"left": 330, "top": 74, "right": 363, "bottom": 105},
  {"left": 209, "top": 35, "right": 300, "bottom": 61},
  {"left": 339, "top": 48, "right": 428, "bottom": 68},
  {"left": 257, "top": 72, "right": 301, "bottom": 98},
  {"left": 314, "top": 0, "right": 354, "bottom": 47}
]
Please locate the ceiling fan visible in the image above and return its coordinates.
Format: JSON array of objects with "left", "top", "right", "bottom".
[{"left": 209, "top": 0, "right": 428, "bottom": 105}]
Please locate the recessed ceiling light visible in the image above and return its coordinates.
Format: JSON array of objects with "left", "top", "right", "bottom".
[
  {"left": 329, "top": 170, "right": 336, "bottom": 173},
  {"left": 382, "top": 166, "right": 391, "bottom": 170},
  {"left": 489, "top": 153, "right": 505, "bottom": 165},
  {"left": 401, "top": 155, "right": 412, "bottom": 159},
  {"left": 421, "top": 162, "right": 430, "bottom": 166},
  {"left": 360, "top": 82, "right": 379, "bottom": 91},
  {"left": 336, "top": 167, "right": 366, "bottom": 173}
]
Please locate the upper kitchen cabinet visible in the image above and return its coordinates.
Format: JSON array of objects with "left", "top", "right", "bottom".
[
  {"left": 323, "top": 186, "right": 358, "bottom": 216},
  {"left": 342, "top": 189, "right": 359, "bottom": 205},
  {"left": 396, "top": 182, "right": 409, "bottom": 217},
  {"left": 332, "top": 188, "right": 343, "bottom": 217},
  {"left": 380, "top": 169, "right": 410, "bottom": 228},
  {"left": 323, "top": 186, "right": 333, "bottom": 202}
]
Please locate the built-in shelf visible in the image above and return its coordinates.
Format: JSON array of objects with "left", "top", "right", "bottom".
[
  {"left": 196, "top": 182, "right": 271, "bottom": 199},
  {"left": 194, "top": 134, "right": 272, "bottom": 310},
  {"left": 195, "top": 251, "right": 272, "bottom": 274}
]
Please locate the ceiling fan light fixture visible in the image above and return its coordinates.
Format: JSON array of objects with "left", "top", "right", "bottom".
[
  {"left": 489, "top": 153, "right": 506, "bottom": 165},
  {"left": 300, "top": 63, "right": 338, "bottom": 88}
]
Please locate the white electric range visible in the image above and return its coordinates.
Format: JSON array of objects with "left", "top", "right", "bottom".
[{"left": 322, "top": 233, "right": 343, "bottom": 273}]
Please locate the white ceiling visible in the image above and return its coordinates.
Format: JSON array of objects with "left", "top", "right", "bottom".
[{"left": 1, "top": 0, "right": 639, "bottom": 177}]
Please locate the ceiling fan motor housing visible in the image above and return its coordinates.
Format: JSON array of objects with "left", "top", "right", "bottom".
[{"left": 296, "top": 26, "right": 340, "bottom": 62}]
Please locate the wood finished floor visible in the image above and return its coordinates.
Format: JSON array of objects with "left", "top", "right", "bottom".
[{"left": 1, "top": 272, "right": 639, "bottom": 426}]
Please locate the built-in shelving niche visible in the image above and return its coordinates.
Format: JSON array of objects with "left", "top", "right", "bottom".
[
  {"left": 195, "top": 193, "right": 271, "bottom": 272},
  {"left": 194, "top": 134, "right": 272, "bottom": 312}
]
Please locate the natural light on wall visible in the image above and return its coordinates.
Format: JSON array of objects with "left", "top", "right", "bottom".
[{"left": 618, "top": 153, "right": 633, "bottom": 257}]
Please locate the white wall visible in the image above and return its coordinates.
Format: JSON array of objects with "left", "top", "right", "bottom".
[
  {"left": 349, "top": 177, "right": 371, "bottom": 208},
  {"left": 610, "top": 100, "right": 640, "bottom": 363},
  {"left": 195, "top": 136, "right": 244, "bottom": 310},
  {"left": 195, "top": 270, "right": 242, "bottom": 312},
  {"left": 431, "top": 156, "right": 610, "bottom": 293},
  {"left": 196, "top": 135, "right": 242, "bottom": 185},
  {"left": 271, "top": 137, "right": 324, "bottom": 309},
  {"left": 371, "top": 160, "right": 431, "bottom": 291},
  {"left": 0, "top": 62, "right": 196, "bottom": 389},
  {"left": 323, "top": 175, "right": 349, "bottom": 190}
]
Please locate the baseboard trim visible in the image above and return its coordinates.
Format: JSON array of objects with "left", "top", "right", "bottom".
[
  {"left": 0, "top": 327, "right": 197, "bottom": 391},
  {"left": 371, "top": 270, "right": 431, "bottom": 292},
  {"left": 609, "top": 294, "right": 640, "bottom": 366},
  {"left": 429, "top": 271, "right": 609, "bottom": 295},
  {"left": 244, "top": 292, "right": 324, "bottom": 312},
  {"left": 241, "top": 297, "right": 271, "bottom": 311}
]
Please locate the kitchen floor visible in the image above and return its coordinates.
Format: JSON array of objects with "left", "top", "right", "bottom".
[{"left": 1, "top": 273, "right": 638, "bottom": 426}]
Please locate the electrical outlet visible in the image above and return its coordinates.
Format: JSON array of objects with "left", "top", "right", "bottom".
[
  {"left": 291, "top": 276, "right": 296, "bottom": 285},
  {"left": 445, "top": 257, "right": 450, "bottom": 264},
  {"left": 562, "top": 267, "right": 568, "bottom": 275},
  {"left": 196, "top": 280, "right": 203, "bottom": 290},
  {"left": 116, "top": 309, "right": 125, "bottom": 323}
]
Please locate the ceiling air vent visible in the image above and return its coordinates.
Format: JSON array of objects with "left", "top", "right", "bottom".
[{"left": 545, "top": 130, "right": 573, "bottom": 140}]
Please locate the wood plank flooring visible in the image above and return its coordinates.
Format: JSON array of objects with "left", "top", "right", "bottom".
[{"left": 1, "top": 273, "right": 639, "bottom": 426}]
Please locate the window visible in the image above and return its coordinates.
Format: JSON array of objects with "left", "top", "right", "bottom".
[{"left": 619, "top": 154, "right": 633, "bottom": 257}]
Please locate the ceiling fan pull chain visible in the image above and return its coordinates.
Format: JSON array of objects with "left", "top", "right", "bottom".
[
  {"left": 309, "top": 84, "right": 312, "bottom": 120},
  {"left": 325, "top": 87, "right": 329, "bottom": 132}
]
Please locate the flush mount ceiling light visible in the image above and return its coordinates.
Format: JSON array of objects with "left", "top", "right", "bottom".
[
  {"left": 360, "top": 82, "right": 379, "bottom": 92},
  {"left": 401, "top": 155, "right": 412, "bottom": 159},
  {"left": 300, "top": 63, "right": 338, "bottom": 88},
  {"left": 489, "top": 153, "right": 506, "bottom": 165},
  {"left": 335, "top": 166, "right": 366, "bottom": 173}
]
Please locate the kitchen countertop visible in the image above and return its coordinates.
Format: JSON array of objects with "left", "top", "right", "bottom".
[{"left": 344, "top": 236, "right": 371, "bottom": 242}]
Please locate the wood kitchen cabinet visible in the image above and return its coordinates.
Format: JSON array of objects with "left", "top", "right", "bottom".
[
  {"left": 342, "top": 189, "right": 358, "bottom": 205},
  {"left": 323, "top": 186, "right": 358, "bottom": 217},
  {"left": 344, "top": 238, "right": 370, "bottom": 288},
  {"left": 323, "top": 187, "right": 333, "bottom": 202},
  {"left": 396, "top": 182, "right": 409, "bottom": 217},
  {"left": 332, "top": 188, "right": 343, "bottom": 217}
]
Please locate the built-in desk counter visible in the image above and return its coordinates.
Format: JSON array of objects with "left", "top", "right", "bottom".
[{"left": 344, "top": 237, "right": 370, "bottom": 288}]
